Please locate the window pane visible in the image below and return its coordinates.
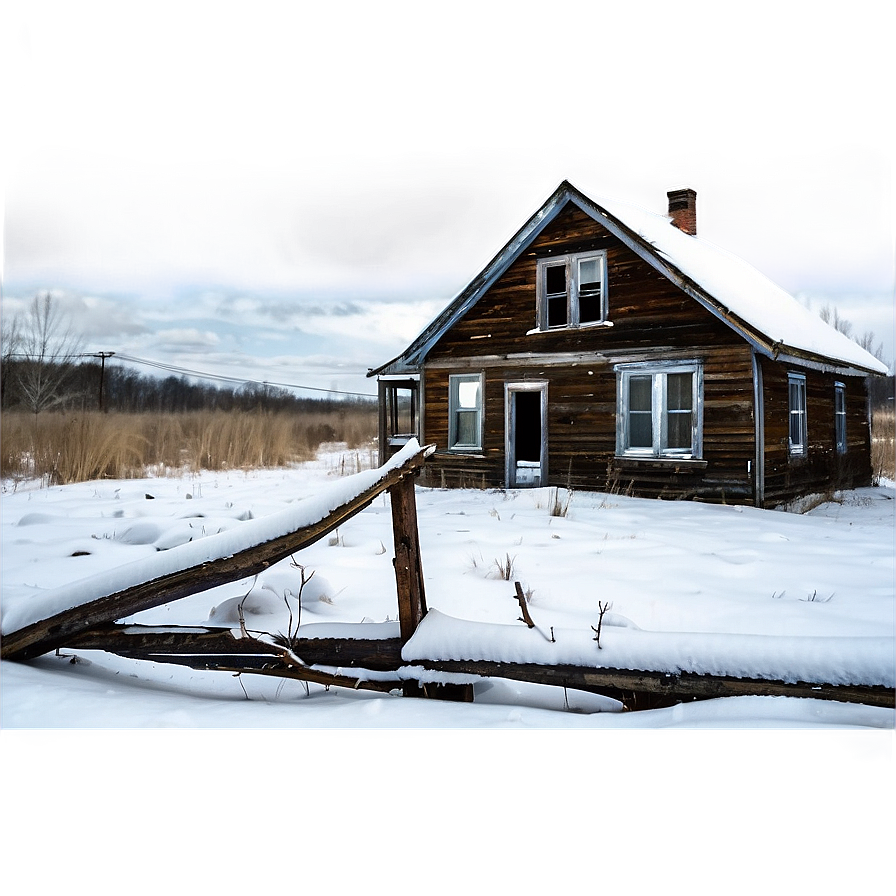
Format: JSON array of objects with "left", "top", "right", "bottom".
[
  {"left": 667, "top": 372, "right": 693, "bottom": 411},
  {"left": 629, "top": 376, "right": 652, "bottom": 411},
  {"left": 667, "top": 411, "right": 692, "bottom": 449},
  {"left": 578, "top": 294, "right": 602, "bottom": 323},
  {"left": 578, "top": 258, "right": 600, "bottom": 289},
  {"left": 456, "top": 410, "right": 478, "bottom": 446},
  {"left": 545, "top": 265, "right": 566, "bottom": 296},
  {"left": 457, "top": 380, "right": 480, "bottom": 409},
  {"left": 578, "top": 257, "right": 603, "bottom": 323},
  {"left": 629, "top": 411, "right": 653, "bottom": 448},
  {"left": 547, "top": 294, "right": 567, "bottom": 328},
  {"left": 789, "top": 412, "right": 802, "bottom": 447},
  {"left": 544, "top": 264, "right": 566, "bottom": 296}
]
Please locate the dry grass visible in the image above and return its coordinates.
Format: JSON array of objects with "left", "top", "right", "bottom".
[
  {"left": 872, "top": 407, "right": 895, "bottom": 483},
  {"left": 0, "top": 407, "right": 377, "bottom": 485}
]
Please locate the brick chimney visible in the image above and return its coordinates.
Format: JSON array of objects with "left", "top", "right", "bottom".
[{"left": 667, "top": 188, "right": 697, "bottom": 235}]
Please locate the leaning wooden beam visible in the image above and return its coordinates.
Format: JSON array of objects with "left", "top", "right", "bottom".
[
  {"left": 63, "top": 624, "right": 404, "bottom": 693},
  {"left": 1, "top": 443, "right": 435, "bottom": 662},
  {"left": 65, "top": 624, "right": 405, "bottom": 670}
]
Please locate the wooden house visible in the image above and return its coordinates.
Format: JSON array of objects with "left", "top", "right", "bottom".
[{"left": 369, "top": 181, "right": 887, "bottom": 507}]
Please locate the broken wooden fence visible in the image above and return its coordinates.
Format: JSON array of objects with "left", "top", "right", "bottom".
[
  {"left": 2, "top": 442, "right": 893, "bottom": 711},
  {"left": 1, "top": 443, "right": 432, "bottom": 667}
]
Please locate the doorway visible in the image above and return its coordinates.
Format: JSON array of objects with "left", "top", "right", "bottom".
[{"left": 505, "top": 382, "right": 547, "bottom": 488}]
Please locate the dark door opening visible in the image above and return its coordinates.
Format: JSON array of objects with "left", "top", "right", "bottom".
[
  {"left": 514, "top": 391, "right": 542, "bottom": 463},
  {"left": 507, "top": 386, "right": 545, "bottom": 487}
]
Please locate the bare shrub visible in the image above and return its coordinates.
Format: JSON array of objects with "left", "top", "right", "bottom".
[
  {"left": 491, "top": 553, "right": 516, "bottom": 581},
  {"left": 549, "top": 487, "right": 573, "bottom": 517}
]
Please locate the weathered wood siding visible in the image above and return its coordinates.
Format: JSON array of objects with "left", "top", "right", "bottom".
[
  {"left": 419, "top": 204, "right": 758, "bottom": 502},
  {"left": 759, "top": 358, "right": 872, "bottom": 506}
]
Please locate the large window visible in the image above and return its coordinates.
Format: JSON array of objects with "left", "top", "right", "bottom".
[
  {"left": 617, "top": 362, "right": 702, "bottom": 458},
  {"left": 834, "top": 381, "right": 846, "bottom": 454},
  {"left": 536, "top": 251, "right": 607, "bottom": 330},
  {"left": 449, "top": 373, "right": 483, "bottom": 451},
  {"left": 788, "top": 373, "right": 807, "bottom": 456}
]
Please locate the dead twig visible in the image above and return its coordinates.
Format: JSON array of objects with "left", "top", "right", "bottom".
[
  {"left": 514, "top": 581, "right": 535, "bottom": 628},
  {"left": 591, "top": 600, "right": 612, "bottom": 649}
]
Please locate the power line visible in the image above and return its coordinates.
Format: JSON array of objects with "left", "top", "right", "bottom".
[
  {"left": 6, "top": 351, "right": 378, "bottom": 398},
  {"left": 112, "top": 354, "right": 376, "bottom": 398}
]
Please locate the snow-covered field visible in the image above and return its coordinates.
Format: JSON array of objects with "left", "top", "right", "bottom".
[{"left": 3, "top": 444, "right": 894, "bottom": 889}]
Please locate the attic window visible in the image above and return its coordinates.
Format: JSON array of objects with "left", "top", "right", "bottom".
[{"left": 536, "top": 251, "right": 607, "bottom": 331}]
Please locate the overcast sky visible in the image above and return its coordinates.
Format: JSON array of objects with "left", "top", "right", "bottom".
[{"left": 3, "top": 0, "right": 894, "bottom": 397}]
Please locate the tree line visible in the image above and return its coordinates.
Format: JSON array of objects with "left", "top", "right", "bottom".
[{"left": 1, "top": 293, "right": 374, "bottom": 416}]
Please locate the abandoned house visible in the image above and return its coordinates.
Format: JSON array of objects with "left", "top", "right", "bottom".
[{"left": 368, "top": 181, "right": 888, "bottom": 507}]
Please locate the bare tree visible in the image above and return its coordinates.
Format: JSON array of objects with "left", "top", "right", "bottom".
[
  {"left": 16, "top": 292, "right": 85, "bottom": 413},
  {"left": 1, "top": 311, "right": 22, "bottom": 406},
  {"left": 819, "top": 303, "right": 887, "bottom": 365},
  {"left": 818, "top": 303, "right": 854, "bottom": 340},
  {"left": 856, "top": 329, "right": 885, "bottom": 363}
]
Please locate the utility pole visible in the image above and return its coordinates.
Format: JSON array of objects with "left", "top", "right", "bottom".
[{"left": 91, "top": 352, "right": 115, "bottom": 412}]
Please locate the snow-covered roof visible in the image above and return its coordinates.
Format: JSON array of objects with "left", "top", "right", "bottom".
[{"left": 372, "top": 181, "right": 887, "bottom": 376}]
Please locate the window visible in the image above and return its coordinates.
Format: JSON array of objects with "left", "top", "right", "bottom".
[
  {"left": 788, "top": 373, "right": 807, "bottom": 456},
  {"left": 449, "top": 373, "right": 483, "bottom": 451},
  {"left": 382, "top": 379, "right": 418, "bottom": 447},
  {"left": 536, "top": 251, "right": 607, "bottom": 330},
  {"left": 834, "top": 381, "right": 846, "bottom": 454},
  {"left": 616, "top": 362, "right": 702, "bottom": 458}
]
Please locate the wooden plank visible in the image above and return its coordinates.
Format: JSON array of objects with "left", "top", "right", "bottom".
[
  {"left": 389, "top": 473, "right": 427, "bottom": 644},
  {"left": 66, "top": 624, "right": 404, "bottom": 669},
  {"left": 58, "top": 624, "right": 894, "bottom": 710},
  {"left": 406, "top": 659, "right": 895, "bottom": 709},
  {"left": 1, "top": 445, "right": 434, "bottom": 662}
]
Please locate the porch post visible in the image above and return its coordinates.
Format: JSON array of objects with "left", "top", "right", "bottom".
[{"left": 377, "top": 378, "right": 388, "bottom": 467}]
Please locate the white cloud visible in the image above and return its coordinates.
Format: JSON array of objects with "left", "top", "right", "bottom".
[
  {"left": 0, "top": 271, "right": 469, "bottom": 394},
  {"left": 152, "top": 329, "right": 221, "bottom": 351}
]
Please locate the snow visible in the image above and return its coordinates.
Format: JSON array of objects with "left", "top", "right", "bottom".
[
  {"left": 593, "top": 192, "right": 889, "bottom": 374},
  {"left": 3, "top": 448, "right": 894, "bottom": 889},
  {"left": 0, "top": 438, "right": 428, "bottom": 635},
  {"left": 2, "top": 445, "right": 894, "bottom": 730},
  {"left": 403, "top": 609, "right": 894, "bottom": 687}
]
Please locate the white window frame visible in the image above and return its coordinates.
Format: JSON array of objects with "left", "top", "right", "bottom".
[
  {"left": 788, "top": 372, "right": 808, "bottom": 457},
  {"left": 448, "top": 372, "right": 484, "bottom": 452},
  {"left": 834, "top": 381, "right": 846, "bottom": 455},
  {"left": 536, "top": 250, "right": 608, "bottom": 331},
  {"left": 616, "top": 361, "right": 703, "bottom": 459}
]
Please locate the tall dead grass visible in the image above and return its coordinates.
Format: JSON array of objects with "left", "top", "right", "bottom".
[
  {"left": 1, "top": 407, "right": 377, "bottom": 485},
  {"left": 872, "top": 407, "right": 895, "bottom": 483}
]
